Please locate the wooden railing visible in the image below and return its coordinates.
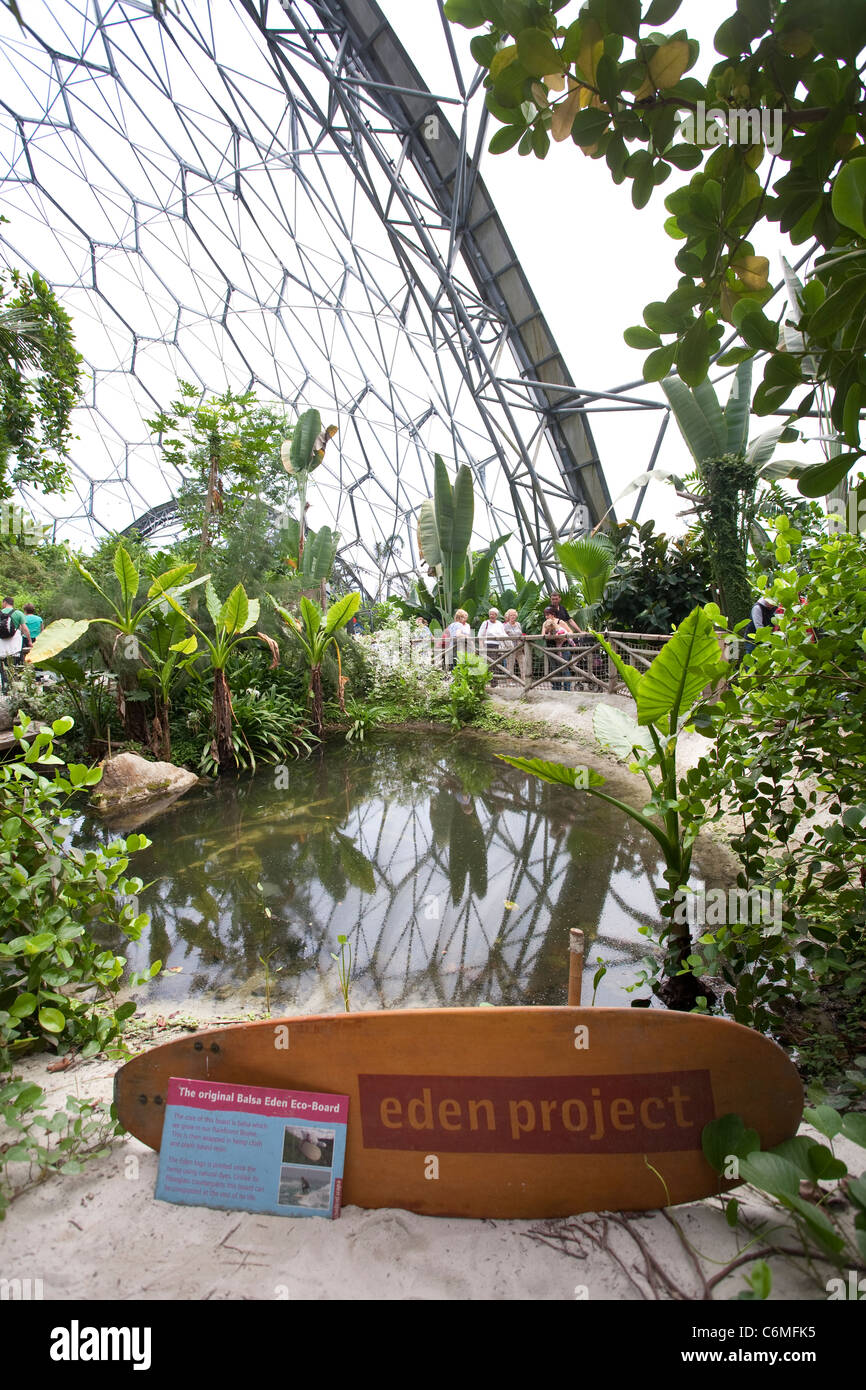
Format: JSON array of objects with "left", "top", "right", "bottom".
[{"left": 439, "top": 631, "right": 672, "bottom": 695}]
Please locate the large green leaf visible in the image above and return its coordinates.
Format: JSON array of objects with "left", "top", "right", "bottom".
[
  {"left": 636, "top": 605, "right": 723, "bottom": 726},
  {"left": 692, "top": 379, "right": 726, "bottom": 457},
  {"left": 662, "top": 376, "right": 727, "bottom": 463},
  {"left": 434, "top": 453, "right": 455, "bottom": 556},
  {"left": 745, "top": 424, "right": 799, "bottom": 470},
  {"left": 778, "top": 1194, "right": 846, "bottom": 1255},
  {"left": 460, "top": 534, "right": 512, "bottom": 613},
  {"left": 797, "top": 452, "right": 863, "bottom": 498},
  {"left": 25, "top": 619, "right": 90, "bottom": 665},
  {"left": 113, "top": 544, "right": 140, "bottom": 615},
  {"left": 452, "top": 464, "right": 475, "bottom": 558},
  {"left": 832, "top": 157, "right": 866, "bottom": 238},
  {"left": 204, "top": 580, "right": 222, "bottom": 630},
  {"left": 417, "top": 498, "right": 442, "bottom": 567},
  {"left": 737, "top": 1152, "right": 802, "bottom": 1200},
  {"left": 723, "top": 360, "right": 753, "bottom": 455},
  {"left": 323, "top": 591, "right": 361, "bottom": 636},
  {"left": 300, "top": 595, "right": 322, "bottom": 641},
  {"left": 556, "top": 535, "right": 615, "bottom": 604},
  {"left": 593, "top": 704, "right": 655, "bottom": 763},
  {"left": 289, "top": 407, "right": 322, "bottom": 474},
  {"left": 147, "top": 563, "right": 197, "bottom": 599},
  {"left": 219, "top": 583, "right": 249, "bottom": 636},
  {"left": 241, "top": 598, "right": 260, "bottom": 634},
  {"left": 301, "top": 524, "right": 338, "bottom": 582},
  {"left": 701, "top": 1114, "right": 760, "bottom": 1174}
]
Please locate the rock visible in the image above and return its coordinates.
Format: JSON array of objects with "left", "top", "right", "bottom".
[
  {"left": 89, "top": 752, "right": 199, "bottom": 811},
  {"left": 0, "top": 696, "right": 14, "bottom": 732}
]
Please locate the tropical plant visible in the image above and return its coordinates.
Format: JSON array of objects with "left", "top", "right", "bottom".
[
  {"left": 158, "top": 578, "right": 280, "bottom": 772},
  {"left": 279, "top": 516, "right": 339, "bottom": 587},
  {"left": 448, "top": 650, "right": 491, "bottom": 728},
  {"left": 278, "top": 407, "right": 338, "bottom": 572},
  {"left": 685, "top": 524, "right": 866, "bottom": 1046},
  {"left": 658, "top": 361, "right": 799, "bottom": 627},
  {"left": 413, "top": 453, "right": 511, "bottom": 627},
  {"left": 500, "top": 604, "right": 729, "bottom": 1009},
  {"left": 701, "top": 1109, "right": 866, "bottom": 1295},
  {"left": 271, "top": 592, "right": 361, "bottom": 738},
  {"left": 344, "top": 698, "right": 384, "bottom": 743},
  {"left": 604, "top": 519, "right": 712, "bottom": 633},
  {"left": 147, "top": 383, "right": 295, "bottom": 553},
  {"left": 555, "top": 532, "right": 616, "bottom": 626},
  {"left": 0, "top": 265, "right": 83, "bottom": 500},
  {"left": 330, "top": 934, "right": 353, "bottom": 1013},
  {"left": 0, "top": 714, "right": 159, "bottom": 1071},
  {"left": 0, "top": 1082, "right": 124, "bottom": 1221},
  {"left": 21, "top": 657, "right": 116, "bottom": 753},
  {"left": 446, "top": 0, "right": 866, "bottom": 492},
  {"left": 25, "top": 543, "right": 206, "bottom": 756},
  {"left": 186, "top": 681, "right": 318, "bottom": 776},
  {"left": 355, "top": 621, "right": 450, "bottom": 720}
]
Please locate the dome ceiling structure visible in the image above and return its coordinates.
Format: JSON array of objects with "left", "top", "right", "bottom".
[{"left": 0, "top": 0, "right": 625, "bottom": 591}]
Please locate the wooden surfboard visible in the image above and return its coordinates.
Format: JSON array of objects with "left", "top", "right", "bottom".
[{"left": 114, "top": 1007, "right": 803, "bottom": 1219}]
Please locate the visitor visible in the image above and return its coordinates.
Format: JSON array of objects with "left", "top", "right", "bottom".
[
  {"left": 477, "top": 607, "right": 507, "bottom": 681},
  {"left": 439, "top": 608, "right": 472, "bottom": 669},
  {"left": 22, "top": 603, "right": 43, "bottom": 644},
  {"left": 503, "top": 608, "right": 528, "bottom": 683},
  {"left": 546, "top": 591, "right": 580, "bottom": 634},
  {"left": 744, "top": 594, "right": 778, "bottom": 654},
  {"left": 541, "top": 607, "right": 569, "bottom": 690},
  {"left": 0, "top": 595, "right": 32, "bottom": 692},
  {"left": 410, "top": 615, "right": 433, "bottom": 665}
]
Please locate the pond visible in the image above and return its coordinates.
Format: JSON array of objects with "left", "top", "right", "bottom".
[{"left": 77, "top": 731, "right": 725, "bottom": 1013}]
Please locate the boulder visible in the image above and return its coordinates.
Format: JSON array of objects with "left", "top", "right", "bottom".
[
  {"left": 0, "top": 697, "right": 13, "bottom": 733},
  {"left": 90, "top": 752, "right": 199, "bottom": 811}
]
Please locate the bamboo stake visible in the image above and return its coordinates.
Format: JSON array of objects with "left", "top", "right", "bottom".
[{"left": 568, "top": 928, "right": 585, "bottom": 1007}]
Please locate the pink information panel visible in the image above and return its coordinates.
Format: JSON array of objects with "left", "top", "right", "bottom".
[{"left": 155, "top": 1077, "right": 348, "bottom": 1219}]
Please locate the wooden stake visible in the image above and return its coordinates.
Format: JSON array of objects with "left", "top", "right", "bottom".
[{"left": 568, "top": 928, "right": 584, "bottom": 1007}]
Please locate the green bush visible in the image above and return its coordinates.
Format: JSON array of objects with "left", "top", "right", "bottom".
[
  {"left": 448, "top": 652, "right": 491, "bottom": 728},
  {"left": 0, "top": 714, "right": 159, "bottom": 1070}
]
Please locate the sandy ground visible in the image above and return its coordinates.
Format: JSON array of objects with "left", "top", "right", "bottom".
[
  {"left": 2, "top": 1030, "right": 861, "bottom": 1303},
  {"left": 0, "top": 693, "right": 856, "bottom": 1303}
]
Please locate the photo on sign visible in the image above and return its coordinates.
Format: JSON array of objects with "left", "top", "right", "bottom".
[
  {"left": 280, "top": 1124, "right": 336, "bottom": 1168},
  {"left": 277, "top": 1164, "right": 333, "bottom": 1210}
]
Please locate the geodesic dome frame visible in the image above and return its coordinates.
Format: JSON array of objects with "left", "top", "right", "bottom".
[{"left": 0, "top": 0, "right": 637, "bottom": 594}]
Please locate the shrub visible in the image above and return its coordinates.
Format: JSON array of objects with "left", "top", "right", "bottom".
[{"left": 0, "top": 715, "right": 159, "bottom": 1070}]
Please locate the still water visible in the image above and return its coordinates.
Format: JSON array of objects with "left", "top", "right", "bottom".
[{"left": 78, "top": 732, "right": 717, "bottom": 1012}]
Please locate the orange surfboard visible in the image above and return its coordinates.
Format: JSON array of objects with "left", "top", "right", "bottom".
[{"left": 114, "top": 1007, "right": 802, "bottom": 1219}]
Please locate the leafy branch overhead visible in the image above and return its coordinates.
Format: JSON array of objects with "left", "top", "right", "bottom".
[{"left": 446, "top": 0, "right": 866, "bottom": 488}]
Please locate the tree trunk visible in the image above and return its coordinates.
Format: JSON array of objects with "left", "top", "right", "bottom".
[
  {"left": 310, "top": 664, "right": 324, "bottom": 739},
  {"left": 212, "top": 667, "right": 235, "bottom": 772},
  {"left": 701, "top": 456, "right": 758, "bottom": 630},
  {"left": 150, "top": 698, "right": 171, "bottom": 762},
  {"left": 199, "top": 426, "right": 220, "bottom": 557}
]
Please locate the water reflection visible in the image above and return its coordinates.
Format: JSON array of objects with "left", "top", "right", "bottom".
[{"left": 76, "top": 732, "right": 718, "bottom": 1009}]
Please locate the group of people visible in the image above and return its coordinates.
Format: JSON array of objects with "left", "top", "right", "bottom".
[
  {"left": 412, "top": 592, "right": 589, "bottom": 688},
  {"left": 0, "top": 598, "right": 44, "bottom": 692}
]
